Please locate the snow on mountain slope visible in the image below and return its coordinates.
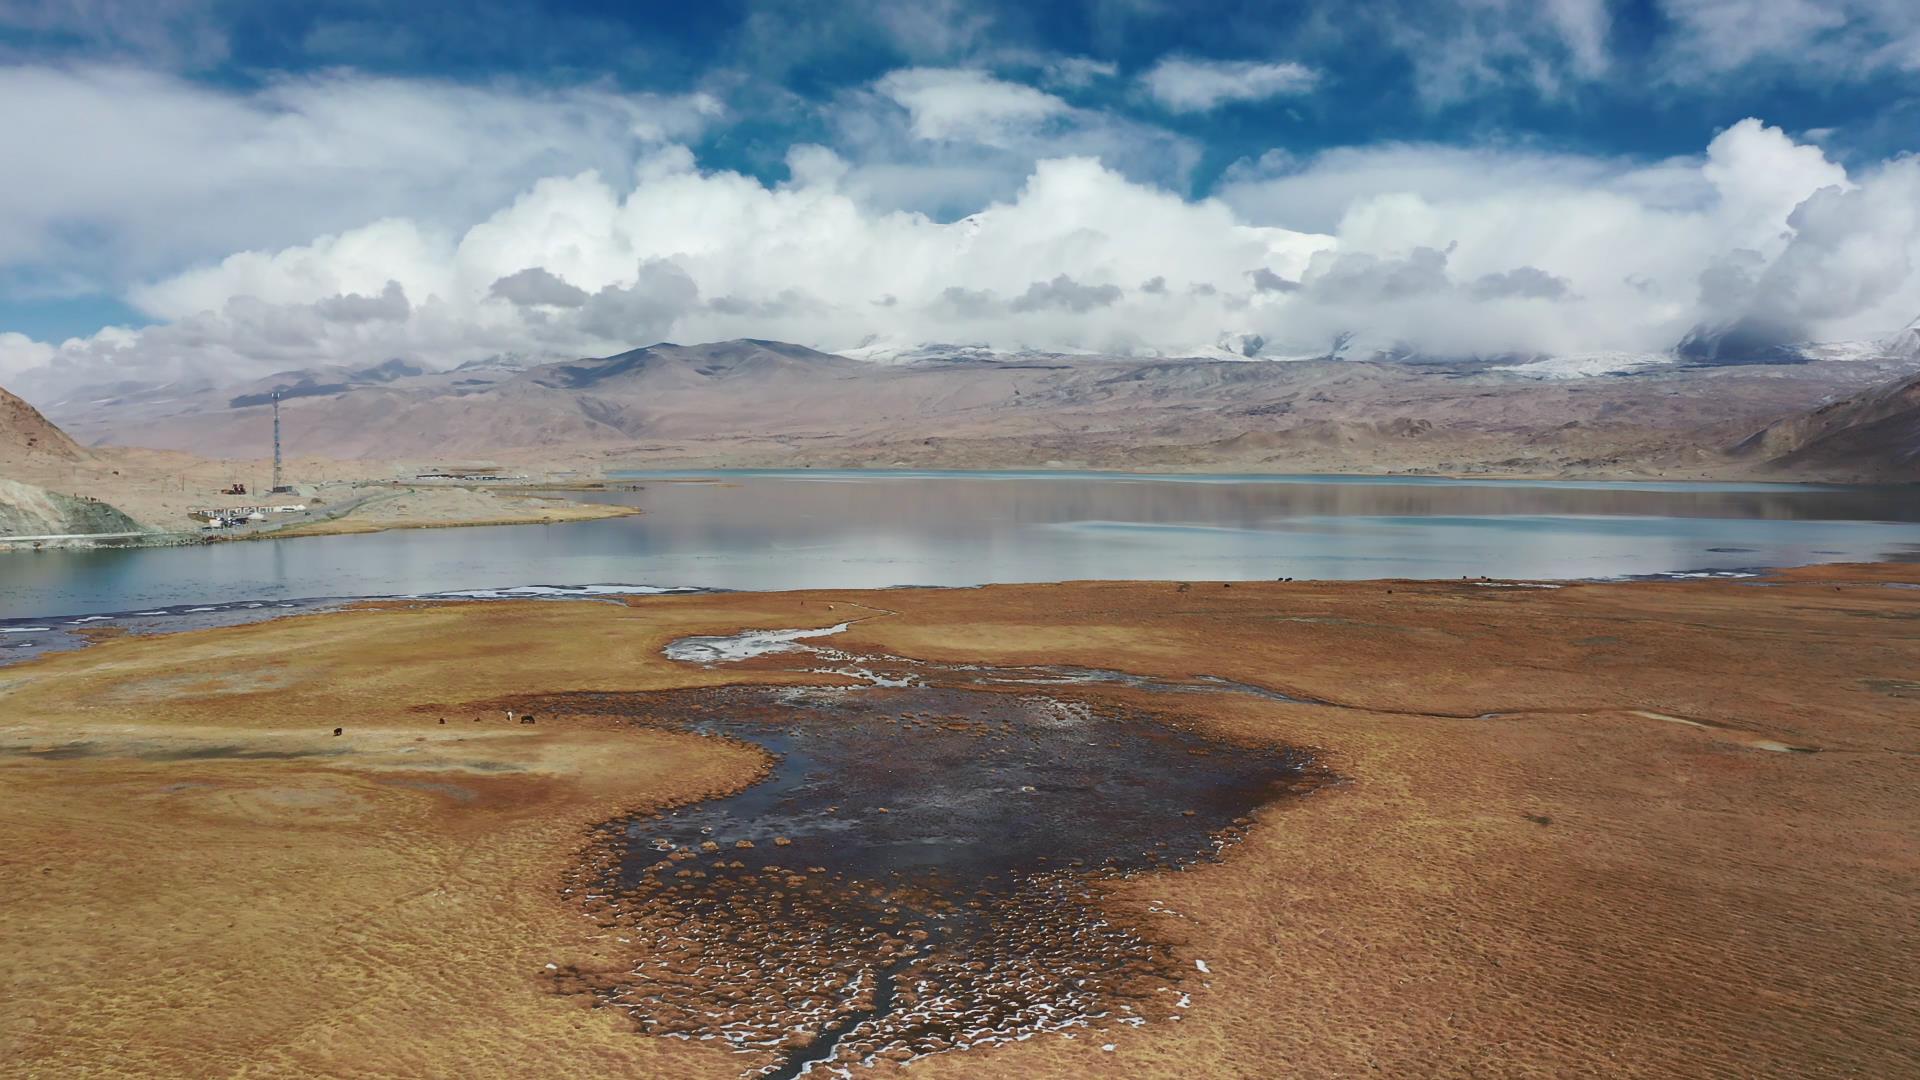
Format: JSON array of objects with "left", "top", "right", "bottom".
[
  {"left": 1882, "top": 318, "right": 1920, "bottom": 362},
  {"left": 1494, "top": 352, "right": 1675, "bottom": 379}
]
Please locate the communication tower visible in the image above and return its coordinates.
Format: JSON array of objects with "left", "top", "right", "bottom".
[{"left": 270, "top": 389, "right": 290, "bottom": 493}]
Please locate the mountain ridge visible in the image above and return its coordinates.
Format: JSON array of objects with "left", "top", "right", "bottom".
[
  {"left": 23, "top": 337, "right": 1918, "bottom": 480},
  {"left": 1735, "top": 371, "right": 1920, "bottom": 480}
]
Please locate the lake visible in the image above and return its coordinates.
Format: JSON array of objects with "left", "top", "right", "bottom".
[{"left": 3, "top": 470, "right": 1917, "bottom": 620}]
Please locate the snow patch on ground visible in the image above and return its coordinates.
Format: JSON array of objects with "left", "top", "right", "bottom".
[
  {"left": 665, "top": 623, "right": 852, "bottom": 664},
  {"left": 1799, "top": 340, "right": 1896, "bottom": 363},
  {"left": 1494, "top": 351, "right": 1674, "bottom": 379},
  {"left": 423, "top": 584, "right": 700, "bottom": 599}
]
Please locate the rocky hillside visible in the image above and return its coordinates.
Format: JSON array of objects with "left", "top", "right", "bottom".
[
  {"left": 1735, "top": 371, "right": 1920, "bottom": 481},
  {"left": 0, "top": 478, "right": 144, "bottom": 539},
  {"left": 1, "top": 385, "right": 85, "bottom": 465},
  {"left": 0, "top": 383, "right": 151, "bottom": 539}
]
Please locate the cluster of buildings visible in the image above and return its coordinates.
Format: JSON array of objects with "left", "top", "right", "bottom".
[
  {"left": 412, "top": 468, "right": 526, "bottom": 481},
  {"left": 189, "top": 504, "right": 307, "bottom": 530}
]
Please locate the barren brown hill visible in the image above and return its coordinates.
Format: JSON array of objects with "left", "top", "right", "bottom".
[
  {"left": 1736, "top": 370, "right": 1920, "bottom": 481},
  {"left": 0, "top": 384, "right": 84, "bottom": 465},
  {"left": 0, "top": 384, "right": 152, "bottom": 538},
  {"left": 36, "top": 339, "right": 1920, "bottom": 479}
]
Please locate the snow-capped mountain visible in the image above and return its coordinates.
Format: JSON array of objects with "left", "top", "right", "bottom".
[{"left": 1883, "top": 317, "right": 1920, "bottom": 362}]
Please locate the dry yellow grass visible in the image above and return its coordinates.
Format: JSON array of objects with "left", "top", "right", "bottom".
[{"left": 2, "top": 569, "right": 1916, "bottom": 1077}]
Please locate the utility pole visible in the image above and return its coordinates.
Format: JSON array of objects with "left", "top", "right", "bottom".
[{"left": 272, "top": 389, "right": 284, "bottom": 492}]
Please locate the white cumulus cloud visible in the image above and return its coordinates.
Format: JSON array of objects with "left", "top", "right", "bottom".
[
  {"left": 6, "top": 84, "right": 1920, "bottom": 403},
  {"left": 0, "top": 63, "right": 723, "bottom": 296},
  {"left": 1139, "top": 57, "right": 1319, "bottom": 113},
  {"left": 875, "top": 67, "right": 1071, "bottom": 143},
  {"left": 1658, "top": 0, "right": 1920, "bottom": 76}
]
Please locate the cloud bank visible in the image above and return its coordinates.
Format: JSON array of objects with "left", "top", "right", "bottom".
[
  {"left": 0, "top": 64, "right": 722, "bottom": 295},
  {"left": 3, "top": 61, "right": 1919, "bottom": 397}
]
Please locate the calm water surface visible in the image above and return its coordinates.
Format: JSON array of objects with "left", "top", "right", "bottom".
[{"left": 3, "top": 470, "right": 1917, "bottom": 619}]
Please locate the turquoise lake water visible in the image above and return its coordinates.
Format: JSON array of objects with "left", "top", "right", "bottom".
[{"left": 3, "top": 470, "right": 1916, "bottom": 620}]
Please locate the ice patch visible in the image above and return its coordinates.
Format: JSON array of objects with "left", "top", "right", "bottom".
[
  {"left": 1493, "top": 351, "right": 1673, "bottom": 379},
  {"left": 424, "top": 584, "right": 700, "bottom": 600},
  {"left": 0, "top": 627, "right": 50, "bottom": 634},
  {"left": 808, "top": 665, "right": 919, "bottom": 688},
  {"left": 67, "top": 616, "right": 113, "bottom": 624},
  {"left": 665, "top": 623, "right": 851, "bottom": 664}
]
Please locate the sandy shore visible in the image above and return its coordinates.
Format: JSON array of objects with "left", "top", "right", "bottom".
[
  {"left": 244, "top": 485, "right": 640, "bottom": 539},
  {"left": 2, "top": 569, "right": 1916, "bottom": 1077},
  {"left": 1, "top": 442, "right": 639, "bottom": 544}
]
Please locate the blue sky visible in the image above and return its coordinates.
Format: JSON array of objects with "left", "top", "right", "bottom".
[
  {"left": 3, "top": 0, "right": 1918, "bottom": 392},
  {"left": 13, "top": 1, "right": 1917, "bottom": 174}
]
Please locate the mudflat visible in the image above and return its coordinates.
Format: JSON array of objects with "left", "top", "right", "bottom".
[{"left": 2, "top": 568, "right": 1916, "bottom": 1077}]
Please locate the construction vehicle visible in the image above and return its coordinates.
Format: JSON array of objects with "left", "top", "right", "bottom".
[{"left": 222, "top": 482, "right": 247, "bottom": 495}]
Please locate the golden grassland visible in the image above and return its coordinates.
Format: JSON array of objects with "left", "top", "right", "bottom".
[{"left": 2, "top": 567, "right": 1916, "bottom": 1077}]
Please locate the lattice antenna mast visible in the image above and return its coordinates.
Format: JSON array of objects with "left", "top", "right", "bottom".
[{"left": 272, "top": 389, "right": 283, "bottom": 491}]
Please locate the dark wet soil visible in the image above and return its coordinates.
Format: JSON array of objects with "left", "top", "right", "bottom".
[
  {"left": 524, "top": 684, "right": 1311, "bottom": 1077},
  {"left": 0, "top": 598, "right": 349, "bottom": 667},
  {"left": 0, "top": 740, "right": 350, "bottom": 762}
]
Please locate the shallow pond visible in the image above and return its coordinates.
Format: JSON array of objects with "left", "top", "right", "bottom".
[{"left": 525, "top": 683, "right": 1311, "bottom": 1077}]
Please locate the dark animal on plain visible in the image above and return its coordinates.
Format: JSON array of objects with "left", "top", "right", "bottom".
[{"left": 332, "top": 727, "right": 343, "bottom": 737}]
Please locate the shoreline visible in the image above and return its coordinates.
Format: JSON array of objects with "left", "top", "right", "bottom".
[
  {"left": 577, "top": 447, "right": 1920, "bottom": 486},
  {"left": 0, "top": 486, "right": 642, "bottom": 551},
  {"left": 605, "top": 463, "right": 1903, "bottom": 488},
  {"left": 227, "top": 497, "right": 640, "bottom": 541},
  {"left": 3, "top": 568, "right": 1916, "bottom": 1076},
  {"left": 7, "top": 464, "right": 1913, "bottom": 555},
  {"left": 0, "top": 559, "right": 1894, "bottom": 635}
]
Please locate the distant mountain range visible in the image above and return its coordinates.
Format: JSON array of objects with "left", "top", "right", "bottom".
[{"left": 21, "top": 334, "right": 1920, "bottom": 481}]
